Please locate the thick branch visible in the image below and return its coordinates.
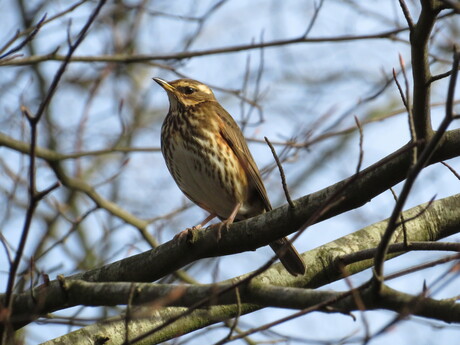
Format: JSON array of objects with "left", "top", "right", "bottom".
[
  {"left": 41, "top": 282, "right": 460, "bottom": 345},
  {"left": 3, "top": 193, "right": 460, "bottom": 330},
  {"left": 1, "top": 127, "right": 460, "bottom": 244},
  {"left": 410, "top": 0, "right": 441, "bottom": 140}
]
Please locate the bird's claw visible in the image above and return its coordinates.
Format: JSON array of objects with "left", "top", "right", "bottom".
[{"left": 174, "top": 226, "right": 200, "bottom": 243}]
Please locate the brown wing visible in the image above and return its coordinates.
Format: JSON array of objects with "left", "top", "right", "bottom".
[
  {"left": 214, "top": 102, "right": 306, "bottom": 276},
  {"left": 211, "top": 102, "right": 306, "bottom": 276},
  {"left": 212, "top": 101, "right": 272, "bottom": 211}
]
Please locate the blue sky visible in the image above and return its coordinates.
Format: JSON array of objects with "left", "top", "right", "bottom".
[{"left": 1, "top": 0, "right": 459, "bottom": 343}]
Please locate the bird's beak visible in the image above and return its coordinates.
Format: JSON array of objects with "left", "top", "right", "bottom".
[{"left": 152, "top": 77, "right": 175, "bottom": 93}]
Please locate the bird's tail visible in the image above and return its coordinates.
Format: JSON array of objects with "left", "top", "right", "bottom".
[{"left": 270, "top": 238, "right": 306, "bottom": 276}]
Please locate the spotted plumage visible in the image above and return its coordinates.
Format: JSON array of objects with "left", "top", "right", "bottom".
[{"left": 154, "top": 77, "right": 306, "bottom": 276}]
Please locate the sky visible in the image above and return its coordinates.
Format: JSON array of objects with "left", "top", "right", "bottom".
[{"left": 1, "top": 0, "right": 459, "bottom": 344}]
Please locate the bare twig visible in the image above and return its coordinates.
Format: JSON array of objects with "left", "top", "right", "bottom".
[
  {"left": 0, "top": 1, "right": 107, "bottom": 341},
  {"left": 340, "top": 264, "right": 370, "bottom": 342},
  {"left": 1, "top": 107, "right": 60, "bottom": 342},
  {"left": 214, "top": 288, "right": 242, "bottom": 345},
  {"left": 398, "top": 0, "right": 415, "bottom": 30},
  {"left": 34, "top": 0, "right": 107, "bottom": 122},
  {"left": 0, "top": 28, "right": 409, "bottom": 67},
  {"left": 246, "top": 100, "right": 460, "bottom": 149},
  {"left": 354, "top": 116, "right": 364, "bottom": 174},
  {"left": 393, "top": 66, "right": 408, "bottom": 106},
  {"left": 394, "top": 195, "right": 436, "bottom": 228},
  {"left": 372, "top": 257, "right": 460, "bottom": 340},
  {"left": 390, "top": 187, "right": 408, "bottom": 246},
  {"left": 123, "top": 284, "right": 136, "bottom": 345},
  {"left": 340, "top": 242, "right": 460, "bottom": 267},
  {"left": 0, "top": 14, "right": 47, "bottom": 60},
  {"left": 0, "top": 0, "right": 87, "bottom": 56},
  {"left": 182, "top": 0, "right": 228, "bottom": 51},
  {"left": 441, "top": 161, "right": 460, "bottom": 180},
  {"left": 303, "top": 0, "right": 325, "bottom": 37},
  {"left": 264, "top": 137, "right": 294, "bottom": 208},
  {"left": 397, "top": 54, "right": 417, "bottom": 163},
  {"left": 35, "top": 206, "right": 98, "bottom": 261},
  {"left": 439, "top": 0, "right": 460, "bottom": 13},
  {"left": 239, "top": 52, "right": 253, "bottom": 132},
  {"left": 373, "top": 46, "right": 460, "bottom": 289},
  {"left": 429, "top": 70, "right": 453, "bottom": 84},
  {"left": 386, "top": 253, "right": 460, "bottom": 281},
  {"left": 219, "top": 283, "right": 371, "bottom": 344},
  {"left": 445, "top": 46, "right": 459, "bottom": 119}
]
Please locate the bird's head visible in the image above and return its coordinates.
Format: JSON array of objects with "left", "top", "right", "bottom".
[{"left": 153, "top": 78, "right": 216, "bottom": 109}]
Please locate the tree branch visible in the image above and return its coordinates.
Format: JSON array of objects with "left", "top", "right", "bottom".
[
  {"left": 2, "top": 193, "right": 460, "bottom": 331},
  {"left": 0, "top": 28, "right": 408, "bottom": 67}
]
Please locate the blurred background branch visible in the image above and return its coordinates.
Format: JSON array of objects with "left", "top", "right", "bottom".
[{"left": 0, "top": 0, "right": 459, "bottom": 344}]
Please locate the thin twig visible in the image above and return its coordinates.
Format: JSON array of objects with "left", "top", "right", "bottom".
[
  {"left": 398, "top": 0, "right": 415, "bottom": 30},
  {"left": 222, "top": 282, "right": 372, "bottom": 344},
  {"left": 399, "top": 54, "right": 417, "bottom": 163},
  {"left": 303, "top": 0, "right": 325, "bottom": 37},
  {"left": 0, "top": 14, "right": 47, "bottom": 60},
  {"left": 372, "top": 256, "right": 460, "bottom": 339},
  {"left": 389, "top": 187, "right": 408, "bottom": 246},
  {"left": 429, "top": 70, "right": 452, "bottom": 84},
  {"left": 0, "top": 27, "right": 410, "bottom": 67},
  {"left": 339, "top": 264, "right": 370, "bottom": 342},
  {"left": 264, "top": 137, "right": 294, "bottom": 208},
  {"left": 182, "top": 0, "right": 228, "bottom": 51},
  {"left": 123, "top": 284, "right": 136, "bottom": 345},
  {"left": 386, "top": 253, "right": 460, "bottom": 281},
  {"left": 393, "top": 68, "right": 408, "bottom": 111},
  {"left": 445, "top": 46, "right": 459, "bottom": 119},
  {"left": 34, "top": 0, "right": 107, "bottom": 122},
  {"left": 340, "top": 242, "right": 460, "bottom": 267},
  {"left": 394, "top": 195, "right": 436, "bottom": 228},
  {"left": 441, "top": 161, "right": 460, "bottom": 180},
  {"left": 373, "top": 46, "right": 460, "bottom": 289},
  {"left": 214, "top": 288, "right": 242, "bottom": 345},
  {"left": 0, "top": 0, "right": 87, "bottom": 56},
  {"left": 354, "top": 116, "right": 364, "bottom": 174},
  {"left": 439, "top": 0, "right": 460, "bottom": 13},
  {"left": 0, "top": 1, "right": 107, "bottom": 341}
]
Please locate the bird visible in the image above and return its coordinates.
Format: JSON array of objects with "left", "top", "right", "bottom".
[{"left": 153, "top": 77, "right": 306, "bottom": 276}]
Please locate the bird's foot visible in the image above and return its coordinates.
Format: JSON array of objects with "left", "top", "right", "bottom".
[
  {"left": 216, "top": 220, "right": 231, "bottom": 241},
  {"left": 215, "top": 203, "right": 240, "bottom": 241},
  {"left": 174, "top": 225, "right": 201, "bottom": 243}
]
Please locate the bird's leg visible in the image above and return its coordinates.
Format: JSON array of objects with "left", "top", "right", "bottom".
[
  {"left": 216, "top": 203, "right": 241, "bottom": 240},
  {"left": 196, "top": 213, "right": 218, "bottom": 228},
  {"left": 174, "top": 213, "right": 217, "bottom": 241}
]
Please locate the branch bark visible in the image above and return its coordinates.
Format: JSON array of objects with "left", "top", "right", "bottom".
[{"left": 2, "top": 193, "right": 460, "bottom": 333}]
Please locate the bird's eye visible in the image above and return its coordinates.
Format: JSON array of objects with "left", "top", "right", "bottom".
[{"left": 182, "top": 86, "right": 196, "bottom": 95}]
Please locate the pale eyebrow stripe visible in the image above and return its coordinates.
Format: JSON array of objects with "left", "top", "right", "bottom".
[{"left": 196, "top": 84, "right": 212, "bottom": 94}]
